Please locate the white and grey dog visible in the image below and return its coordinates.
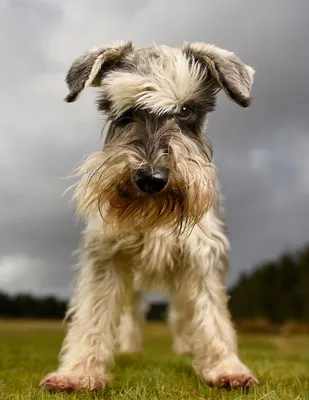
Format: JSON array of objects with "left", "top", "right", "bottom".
[{"left": 40, "top": 41, "right": 258, "bottom": 392}]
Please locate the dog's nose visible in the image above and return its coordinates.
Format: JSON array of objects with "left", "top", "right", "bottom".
[{"left": 133, "top": 168, "right": 169, "bottom": 193}]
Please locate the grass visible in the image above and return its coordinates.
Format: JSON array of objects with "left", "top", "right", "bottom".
[{"left": 0, "top": 320, "right": 309, "bottom": 399}]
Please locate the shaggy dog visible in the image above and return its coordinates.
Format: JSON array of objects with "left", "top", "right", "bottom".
[{"left": 40, "top": 41, "right": 258, "bottom": 392}]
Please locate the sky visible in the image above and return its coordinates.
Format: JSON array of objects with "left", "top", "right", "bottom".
[{"left": 0, "top": 0, "right": 308, "bottom": 302}]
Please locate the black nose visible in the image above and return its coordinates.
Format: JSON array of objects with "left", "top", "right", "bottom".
[{"left": 133, "top": 168, "right": 169, "bottom": 193}]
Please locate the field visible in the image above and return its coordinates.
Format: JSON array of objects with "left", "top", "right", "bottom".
[{"left": 0, "top": 320, "right": 309, "bottom": 399}]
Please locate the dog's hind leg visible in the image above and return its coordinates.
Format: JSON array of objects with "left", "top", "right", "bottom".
[
  {"left": 117, "top": 291, "right": 146, "bottom": 355},
  {"left": 168, "top": 302, "right": 192, "bottom": 355}
]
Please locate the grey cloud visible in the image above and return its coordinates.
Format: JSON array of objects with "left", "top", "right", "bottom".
[{"left": 0, "top": 0, "right": 308, "bottom": 297}]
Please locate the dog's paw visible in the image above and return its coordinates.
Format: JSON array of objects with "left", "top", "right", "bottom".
[
  {"left": 198, "top": 354, "right": 258, "bottom": 390},
  {"left": 174, "top": 348, "right": 192, "bottom": 356},
  {"left": 173, "top": 344, "right": 192, "bottom": 356},
  {"left": 118, "top": 348, "right": 142, "bottom": 355},
  {"left": 39, "top": 372, "right": 111, "bottom": 392},
  {"left": 204, "top": 372, "right": 259, "bottom": 389},
  {"left": 118, "top": 342, "right": 143, "bottom": 356},
  {"left": 172, "top": 337, "right": 192, "bottom": 356}
]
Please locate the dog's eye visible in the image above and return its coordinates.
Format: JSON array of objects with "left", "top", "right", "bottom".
[{"left": 177, "top": 105, "right": 193, "bottom": 119}]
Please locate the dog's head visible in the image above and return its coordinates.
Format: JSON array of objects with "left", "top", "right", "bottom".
[{"left": 66, "top": 41, "right": 255, "bottom": 233}]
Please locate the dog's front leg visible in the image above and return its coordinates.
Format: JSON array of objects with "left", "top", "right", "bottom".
[
  {"left": 172, "top": 258, "right": 258, "bottom": 390},
  {"left": 40, "top": 240, "right": 129, "bottom": 392}
]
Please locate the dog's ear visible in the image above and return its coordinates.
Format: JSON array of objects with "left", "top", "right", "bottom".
[
  {"left": 183, "top": 43, "right": 255, "bottom": 107},
  {"left": 64, "top": 41, "right": 134, "bottom": 103}
]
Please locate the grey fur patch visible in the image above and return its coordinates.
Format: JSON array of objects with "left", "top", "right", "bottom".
[
  {"left": 65, "top": 41, "right": 133, "bottom": 103},
  {"left": 183, "top": 43, "right": 255, "bottom": 108}
]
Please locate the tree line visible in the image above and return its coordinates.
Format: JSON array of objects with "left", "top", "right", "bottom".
[
  {"left": 0, "top": 244, "right": 308, "bottom": 322},
  {"left": 0, "top": 293, "right": 67, "bottom": 319},
  {"left": 229, "top": 244, "right": 309, "bottom": 323},
  {"left": 0, "top": 292, "right": 168, "bottom": 321}
]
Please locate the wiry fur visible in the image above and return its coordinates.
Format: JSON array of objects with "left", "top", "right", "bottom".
[
  {"left": 70, "top": 120, "right": 217, "bottom": 234},
  {"left": 40, "top": 41, "right": 258, "bottom": 392}
]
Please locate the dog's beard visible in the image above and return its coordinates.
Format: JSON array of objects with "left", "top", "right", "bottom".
[{"left": 69, "top": 140, "right": 219, "bottom": 234}]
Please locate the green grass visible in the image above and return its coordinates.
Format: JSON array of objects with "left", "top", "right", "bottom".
[{"left": 0, "top": 320, "right": 309, "bottom": 399}]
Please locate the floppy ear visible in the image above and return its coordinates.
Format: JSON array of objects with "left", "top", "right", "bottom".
[
  {"left": 183, "top": 42, "right": 255, "bottom": 107},
  {"left": 64, "top": 41, "right": 134, "bottom": 103}
]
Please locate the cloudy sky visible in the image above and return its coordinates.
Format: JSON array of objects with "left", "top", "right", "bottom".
[{"left": 0, "top": 0, "right": 308, "bottom": 301}]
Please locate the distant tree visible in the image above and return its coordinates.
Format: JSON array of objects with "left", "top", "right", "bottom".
[
  {"left": 146, "top": 302, "right": 168, "bottom": 321},
  {"left": 0, "top": 292, "right": 68, "bottom": 319},
  {"left": 0, "top": 292, "right": 11, "bottom": 317},
  {"left": 229, "top": 244, "right": 309, "bottom": 323}
]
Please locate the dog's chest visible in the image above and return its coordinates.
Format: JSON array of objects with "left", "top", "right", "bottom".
[
  {"left": 140, "top": 232, "right": 180, "bottom": 272},
  {"left": 130, "top": 232, "right": 182, "bottom": 290}
]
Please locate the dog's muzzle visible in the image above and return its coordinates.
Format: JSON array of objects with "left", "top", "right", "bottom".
[{"left": 133, "top": 167, "right": 169, "bottom": 194}]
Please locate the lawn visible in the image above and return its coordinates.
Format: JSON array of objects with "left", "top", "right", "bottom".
[{"left": 0, "top": 320, "right": 308, "bottom": 399}]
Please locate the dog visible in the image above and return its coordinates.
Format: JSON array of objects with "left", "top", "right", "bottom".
[{"left": 40, "top": 41, "right": 258, "bottom": 392}]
